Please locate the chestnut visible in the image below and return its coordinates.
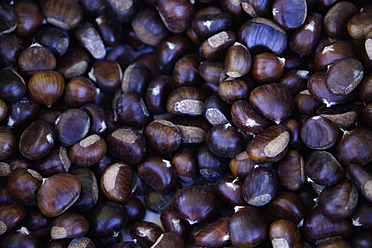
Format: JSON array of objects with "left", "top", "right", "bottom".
[
  {"left": 336, "top": 128, "right": 372, "bottom": 166},
  {"left": 0, "top": 35, "right": 23, "bottom": 67},
  {"left": 34, "top": 146, "right": 71, "bottom": 177},
  {"left": 276, "top": 150, "right": 305, "bottom": 191},
  {"left": 0, "top": 127, "right": 17, "bottom": 160},
  {"left": 166, "top": 87, "right": 205, "bottom": 116},
  {"left": 69, "top": 134, "right": 107, "bottom": 167},
  {"left": 251, "top": 53, "right": 285, "bottom": 83},
  {"left": 152, "top": 232, "right": 185, "bottom": 248},
  {"left": 121, "top": 63, "right": 151, "bottom": 95},
  {"left": 294, "top": 90, "right": 322, "bottom": 116},
  {"left": 80, "top": 103, "right": 107, "bottom": 135},
  {"left": 144, "top": 189, "right": 172, "bottom": 214},
  {"left": 100, "top": 162, "right": 133, "bottom": 203},
  {"left": 194, "top": 216, "right": 230, "bottom": 247},
  {"left": 172, "top": 185, "right": 218, "bottom": 225},
  {"left": 171, "top": 147, "right": 199, "bottom": 182},
  {"left": 89, "top": 60, "right": 122, "bottom": 93},
  {"left": 192, "top": 12, "right": 232, "bottom": 40},
  {"left": 75, "top": 22, "right": 106, "bottom": 60},
  {"left": 347, "top": 6, "right": 372, "bottom": 39},
  {"left": 0, "top": 227, "right": 37, "bottom": 248},
  {"left": 0, "top": 203, "right": 26, "bottom": 235},
  {"left": 347, "top": 163, "right": 372, "bottom": 202},
  {"left": 23, "top": 206, "right": 52, "bottom": 237},
  {"left": 157, "top": 0, "right": 194, "bottom": 33},
  {"left": 0, "top": 68, "right": 26, "bottom": 102},
  {"left": 0, "top": 99, "right": 6, "bottom": 122},
  {"left": 198, "top": 144, "right": 229, "bottom": 180},
  {"left": 246, "top": 124, "right": 290, "bottom": 163},
  {"left": 55, "top": 108, "right": 90, "bottom": 146},
  {"left": 200, "top": 31, "right": 237, "bottom": 60},
  {"left": 172, "top": 54, "right": 203, "bottom": 88},
  {"left": 37, "top": 173, "right": 81, "bottom": 217},
  {"left": 145, "top": 120, "right": 182, "bottom": 154},
  {"left": 301, "top": 116, "right": 339, "bottom": 150},
  {"left": 64, "top": 77, "right": 99, "bottom": 107},
  {"left": 69, "top": 168, "right": 98, "bottom": 212},
  {"left": 0, "top": 2, "right": 17, "bottom": 35},
  {"left": 324, "top": 2, "right": 358, "bottom": 38},
  {"left": 122, "top": 197, "right": 146, "bottom": 226},
  {"left": 27, "top": 71, "right": 65, "bottom": 107},
  {"left": 18, "top": 44, "right": 57, "bottom": 74},
  {"left": 89, "top": 201, "right": 126, "bottom": 238},
  {"left": 218, "top": 78, "right": 251, "bottom": 104},
  {"left": 214, "top": 177, "right": 245, "bottom": 206},
  {"left": 58, "top": 48, "right": 90, "bottom": 79},
  {"left": 51, "top": 212, "right": 89, "bottom": 239},
  {"left": 160, "top": 206, "right": 189, "bottom": 239},
  {"left": 130, "top": 221, "right": 164, "bottom": 247},
  {"left": 36, "top": 26, "right": 70, "bottom": 56},
  {"left": 145, "top": 75, "right": 173, "bottom": 115},
  {"left": 229, "top": 206, "right": 267, "bottom": 248},
  {"left": 95, "top": 9, "right": 122, "bottom": 48},
  {"left": 68, "top": 237, "right": 95, "bottom": 248},
  {"left": 42, "top": 0, "right": 82, "bottom": 30},
  {"left": 199, "top": 60, "right": 227, "bottom": 85},
  {"left": 105, "top": 0, "right": 135, "bottom": 23},
  {"left": 7, "top": 168, "right": 43, "bottom": 206},
  {"left": 6, "top": 97, "right": 39, "bottom": 129},
  {"left": 204, "top": 94, "right": 230, "bottom": 127},
  {"left": 206, "top": 123, "right": 243, "bottom": 158},
  {"left": 269, "top": 219, "right": 303, "bottom": 248},
  {"left": 249, "top": 83, "right": 294, "bottom": 124},
  {"left": 13, "top": 0, "right": 42, "bottom": 37},
  {"left": 107, "top": 127, "right": 146, "bottom": 165}
]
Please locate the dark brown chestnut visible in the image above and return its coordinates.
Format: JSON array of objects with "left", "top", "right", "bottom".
[
  {"left": 68, "top": 237, "right": 95, "bottom": 248},
  {"left": 0, "top": 35, "right": 23, "bottom": 67},
  {"left": 55, "top": 108, "right": 90, "bottom": 146},
  {"left": 347, "top": 163, "right": 372, "bottom": 202},
  {"left": 194, "top": 216, "right": 230, "bottom": 247},
  {"left": 0, "top": 2, "right": 17, "bottom": 35},
  {"left": 50, "top": 212, "right": 89, "bottom": 239},
  {"left": 200, "top": 31, "right": 236, "bottom": 60},
  {"left": 121, "top": 63, "right": 151, "bottom": 95},
  {"left": 145, "top": 120, "right": 182, "bottom": 154},
  {"left": 192, "top": 11, "right": 232, "bottom": 40},
  {"left": 42, "top": 0, "right": 82, "bottom": 30},
  {"left": 27, "top": 71, "right": 65, "bottom": 107},
  {"left": 152, "top": 232, "right": 185, "bottom": 248},
  {"left": 337, "top": 128, "right": 372, "bottom": 166},
  {"left": 0, "top": 68, "right": 26, "bottom": 102},
  {"left": 145, "top": 75, "right": 173, "bottom": 115},
  {"left": 138, "top": 157, "right": 177, "bottom": 193},
  {"left": 276, "top": 150, "right": 305, "bottom": 191},
  {"left": 130, "top": 221, "right": 164, "bottom": 247},
  {"left": 198, "top": 144, "right": 229, "bottom": 180},
  {"left": 122, "top": 197, "right": 146, "bottom": 226},
  {"left": 89, "top": 60, "right": 122, "bottom": 93},
  {"left": 249, "top": 83, "right": 294, "bottom": 124},
  {"left": 251, "top": 53, "right": 285, "bottom": 83},
  {"left": 0, "top": 203, "right": 26, "bottom": 235},
  {"left": 37, "top": 173, "right": 81, "bottom": 217},
  {"left": 105, "top": 0, "right": 135, "bottom": 23},
  {"left": 0, "top": 227, "right": 37, "bottom": 248},
  {"left": 301, "top": 116, "right": 339, "bottom": 150},
  {"left": 172, "top": 185, "right": 218, "bottom": 225},
  {"left": 218, "top": 78, "right": 250, "bottom": 104},
  {"left": 214, "top": 177, "right": 245, "bottom": 206},
  {"left": 80, "top": 103, "right": 107, "bottom": 135},
  {"left": 13, "top": 0, "right": 42, "bottom": 37},
  {"left": 269, "top": 219, "right": 303, "bottom": 248},
  {"left": 100, "top": 162, "right": 133, "bottom": 203},
  {"left": 199, "top": 60, "right": 227, "bottom": 85},
  {"left": 246, "top": 124, "right": 290, "bottom": 163},
  {"left": 18, "top": 44, "right": 57, "bottom": 74},
  {"left": 172, "top": 54, "right": 202, "bottom": 88},
  {"left": 7, "top": 168, "right": 42, "bottom": 206},
  {"left": 160, "top": 206, "right": 189, "bottom": 239},
  {"left": 58, "top": 48, "right": 90, "bottom": 79},
  {"left": 107, "top": 127, "right": 146, "bottom": 165},
  {"left": 166, "top": 87, "right": 205, "bottom": 116},
  {"left": 171, "top": 147, "right": 199, "bottom": 182},
  {"left": 69, "top": 134, "right": 107, "bottom": 167},
  {"left": 347, "top": 6, "right": 372, "bottom": 40},
  {"left": 324, "top": 2, "right": 358, "bottom": 38},
  {"left": 229, "top": 206, "right": 267, "bottom": 248},
  {"left": 272, "top": 0, "right": 307, "bottom": 30},
  {"left": 206, "top": 123, "right": 243, "bottom": 158},
  {"left": 0, "top": 127, "right": 17, "bottom": 160},
  {"left": 144, "top": 189, "right": 172, "bottom": 214},
  {"left": 241, "top": 0, "right": 271, "bottom": 17},
  {"left": 157, "top": 0, "right": 194, "bottom": 33},
  {"left": 36, "top": 26, "right": 70, "bottom": 56},
  {"left": 64, "top": 77, "right": 99, "bottom": 107}
]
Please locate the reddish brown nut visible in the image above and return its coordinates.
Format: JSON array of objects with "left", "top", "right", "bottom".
[
  {"left": 145, "top": 120, "right": 182, "bottom": 154},
  {"left": 0, "top": 203, "right": 26, "bottom": 235},
  {"left": 89, "top": 60, "right": 122, "bottom": 92},
  {"left": 269, "top": 219, "right": 303, "bottom": 248},
  {"left": 37, "top": 173, "right": 81, "bottom": 217},
  {"left": 42, "top": 0, "right": 82, "bottom": 30},
  {"left": 225, "top": 42, "right": 252, "bottom": 78},
  {"left": 69, "top": 134, "right": 107, "bottom": 167},
  {"left": 64, "top": 77, "right": 99, "bottom": 107},
  {"left": 51, "top": 212, "right": 89, "bottom": 240},
  {"left": 157, "top": 0, "right": 194, "bottom": 33},
  {"left": 166, "top": 87, "right": 205, "bottom": 116},
  {"left": 18, "top": 44, "right": 57, "bottom": 74},
  {"left": 200, "top": 31, "right": 236, "bottom": 60},
  {"left": 251, "top": 52, "right": 285, "bottom": 83}
]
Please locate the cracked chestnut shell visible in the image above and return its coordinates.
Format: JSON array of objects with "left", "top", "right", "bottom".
[
  {"left": 172, "top": 186, "right": 218, "bottom": 225},
  {"left": 37, "top": 173, "right": 81, "bottom": 217}
]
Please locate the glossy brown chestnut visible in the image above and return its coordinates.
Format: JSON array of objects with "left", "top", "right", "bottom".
[
  {"left": 27, "top": 71, "right": 65, "bottom": 107},
  {"left": 249, "top": 83, "right": 294, "bottom": 124},
  {"left": 33, "top": 146, "right": 70, "bottom": 178},
  {"left": 95, "top": 9, "right": 121, "bottom": 48},
  {"left": 269, "top": 219, "right": 303, "bottom": 248},
  {"left": 194, "top": 216, "right": 230, "bottom": 247},
  {"left": 100, "top": 162, "right": 133, "bottom": 203},
  {"left": 107, "top": 127, "right": 146, "bottom": 165},
  {"left": 37, "top": 173, "right": 81, "bottom": 217},
  {"left": 301, "top": 116, "right": 339, "bottom": 150},
  {"left": 144, "top": 189, "right": 172, "bottom": 214},
  {"left": 347, "top": 7, "right": 372, "bottom": 40},
  {"left": 218, "top": 78, "right": 250, "bottom": 104},
  {"left": 121, "top": 63, "right": 151, "bottom": 95},
  {"left": 172, "top": 186, "right": 218, "bottom": 225},
  {"left": 171, "top": 147, "right": 199, "bottom": 182},
  {"left": 145, "top": 120, "right": 182, "bottom": 154},
  {"left": 58, "top": 48, "right": 90, "bottom": 79},
  {"left": 42, "top": 0, "right": 82, "bottom": 30},
  {"left": 130, "top": 221, "right": 163, "bottom": 247},
  {"left": 0, "top": 127, "right": 17, "bottom": 160},
  {"left": 347, "top": 163, "right": 372, "bottom": 202},
  {"left": 0, "top": 2, "right": 17, "bottom": 35},
  {"left": 6, "top": 97, "right": 39, "bottom": 129},
  {"left": 18, "top": 44, "right": 57, "bottom": 74},
  {"left": 241, "top": 0, "right": 271, "bottom": 17},
  {"left": 80, "top": 103, "right": 107, "bottom": 135},
  {"left": 69, "top": 134, "right": 107, "bottom": 167},
  {"left": 192, "top": 12, "right": 232, "bottom": 40},
  {"left": 51, "top": 212, "right": 89, "bottom": 239},
  {"left": 246, "top": 124, "right": 290, "bottom": 163},
  {"left": 36, "top": 26, "right": 70, "bottom": 56},
  {"left": 324, "top": 2, "right": 358, "bottom": 38},
  {"left": 157, "top": 0, "right": 193, "bottom": 33},
  {"left": 172, "top": 54, "right": 202, "bottom": 88},
  {"left": 55, "top": 108, "right": 90, "bottom": 146},
  {"left": 229, "top": 206, "right": 267, "bottom": 248},
  {"left": 294, "top": 90, "right": 322, "bottom": 116},
  {"left": 160, "top": 206, "right": 188, "bottom": 239},
  {"left": 114, "top": 92, "right": 150, "bottom": 129},
  {"left": 7, "top": 168, "right": 43, "bottom": 206},
  {"left": 64, "top": 77, "right": 99, "bottom": 107},
  {"left": 204, "top": 94, "right": 230, "bottom": 126},
  {"left": 276, "top": 150, "right": 305, "bottom": 191},
  {"left": 239, "top": 17, "right": 287, "bottom": 55},
  {"left": 0, "top": 69, "right": 26, "bottom": 102},
  {"left": 0, "top": 227, "right": 37, "bottom": 248},
  {"left": 251, "top": 53, "right": 285, "bottom": 83},
  {"left": 272, "top": 0, "right": 307, "bottom": 30},
  {"left": 305, "top": 151, "right": 343, "bottom": 187},
  {"left": 166, "top": 87, "right": 205, "bottom": 116},
  {"left": 0, "top": 35, "right": 23, "bottom": 67},
  {"left": 200, "top": 31, "right": 236, "bottom": 60},
  {"left": 206, "top": 123, "right": 243, "bottom": 158},
  {"left": 122, "top": 197, "right": 146, "bottom": 226},
  {"left": 336, "top": 128, "right": 372, "bottom": 165},
  {"left": 13, "top": 0, "right": 43, "bottom": 37},
  {"left": 197, "top": 144, "right": 229, "bottom": 180},
  {"left": 145, "top": 75, "right": 173, "bottom": 115},
  {"left": 0, "top": 203, "right": 26, "bottom": 235},
  {"left": 89, "top": 201, "right": 126, "bottom": 238},
  {"left": 152, "top": 232, "right": 185, "bottom": 248},
  {"left": 199, "top": 60, "right": 227, "bottom": 85},
  {"left": 214, "top": 177, "right": 245, "bottom": 206},
  {"left": 88, "top": 60, "right": 122, "bottom": 93}
]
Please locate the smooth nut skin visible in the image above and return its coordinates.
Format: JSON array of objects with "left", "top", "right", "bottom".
[
  {"left": 305, "top": 151, "right": 343, "bottom": 187},
  {"left": 194, "top": 216, "right": 230, "bottom": 247},
  {"left": 251, "top": 53, "right": 285, "bottom": 83},
  {"left": 206, "top": 123, "right": 243, "bottom": 158},
  {"left": 249, "top": 83, "right": 294, "bottom": 124},
  {"left": 121, "top": 63, "right": 151, "bottom": 95},
  {"left": 89, "top": 201, "right": 127, "bottom": 238},
  {"left": 218, "top": 78, "right": 250, "bottom": 104},
  {"left": 122, "top": 197, "right": 146, "bottom": 226},
  {"left": 324, "top": 2, "right": 358, "bottom": 38},
  {"left": 100, "top": 162, "right": 133, "bottom": 203},
  {"left": 130, "top": 221, "right": 164, "bottom": 247},
  {"left": 325, "top": 57, "right": 364, "bottom": 96},
  {"left": 18, "top": 45, "right": 57, "bottom": 74},
  {"left": 51, "top": 212, "right": 89, "bottom": 239},
  {"left": 347, "top": 7, "right": 372, "bottom": 39},
  {"left": 13, "top": 0, "right": 43, "bottom": 37},
  {"left": 145, "top": 120, "right": 182, "bottom": 154},
  {"left": 27, "top": 71, "right": 65, "bottom": 106},
  {"left": 64, "top": 77, "right": 99, "bottom": 107},
  {"left": 19, "top": 120, "right": 55, "bottom": 160},
  {"left": 152, "top": 232, "right": 185, "bottom": 248},
  {"left": 69, "top": 134, "right": 107, "bottom": 167},
  {"left": 229, "top": 206, "right": 267, "bottom": 248},
  {"left": 138, "top": 157, "right": 177, "bottom": 193},
  {"left": 214, "top": 177, "right": 245, "bottom": 206},
  {"left": 337, "top": 128, "right": 372, "bottom": 166},
  {"left": 37, "top": 173, "right": 81, "bottom": 217},
  {"left": 166, "top": 87, "right": 205, "bottom": 116},
  {"left": 0, "top": 2, "right": 18, "bottom": 35},
  {"left": 269, "top": 219, "right": 303, "bottom": 248},
  {"left": 0, "top": 127, "right": 17, "bottom": 160},
  {"left": 157, "top": 0, "right": 193, "bottom": 33},
  {"left": 172, "top": 185, "right": 218, "bottom": 225},
  {"left": 246, "top": 124, "right": 290, "bottom": 163},
  {"left": 301, "top": 116, "right": 339, "bottom": 150},
  {"left": 55, "top": 108, "right": 90, "bottom": 146},
  {"left": 145, "top": 75, "right": 173, "bottom": 115},
  {"left": 89, "top": 60, "right": 122, "bottom": 92},
  {"left": 272, "top": 0, "right": 307, "bottom": 30},
  {"left": 347, "top": 163, "right": 372, "bottom": 202},
  {"left": 200, "top": 31, "right": 237, "bottom": 60},
  {"left": 276, "top": 150, "right": 305, "bottom": 191},
  {"left": 42, "top": 0, "right": 83, "bottom": 30},
  {"left": 0, "top": 203, "right": 26, "bottom": 235},
  {"left": 107, "top": 127, "right": 146, "bottom": 165},
  {"left": 0, "top": 227, "right": 38, "bottom": 248},
  {"left": 198, "top": 144, "right": 229, "bottom": 180},
  {"left": 317, "top": 180, "right": 358, "bottom": 220},
  {"left": 160, "top": 206, "right": 188, "bottom": 239},
  {"left": 7, "top": 168, "right": 43, "bottom": 206},
  {"left": 0, "top": 68, "right": 26, "bottom": 102}
]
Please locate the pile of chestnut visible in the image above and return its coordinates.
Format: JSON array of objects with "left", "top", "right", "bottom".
[{"left": 0, "top": 0, "right": 372, "bottom": 247}]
